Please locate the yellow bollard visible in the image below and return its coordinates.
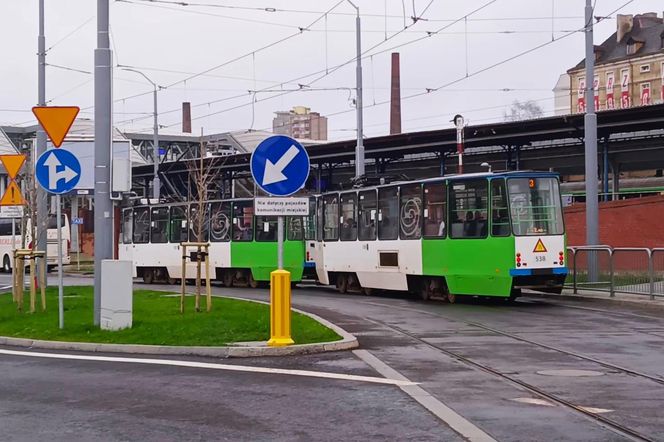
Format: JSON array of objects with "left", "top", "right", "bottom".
[{"left": 267, "top": 269, "right": 294, "bottom": 347}]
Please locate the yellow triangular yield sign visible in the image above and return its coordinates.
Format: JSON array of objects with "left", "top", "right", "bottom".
[
  {"left": 533, "top": 238, "right": 547, "bottom": 253},
  {"left": 31, "top": 106, "right": 80, "bottom": 147},
  {"left": 0, "top": 154, "right": 26, "bottom": 179},
  {"left": 0, "top": 181, "right": 26, "bottom": 206}
]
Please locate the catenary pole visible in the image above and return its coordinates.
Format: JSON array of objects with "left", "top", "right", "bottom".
[
  {"left": 94, "top": 0, "right": 113, "bottom": 325},
  {"left": 36, "top": 0, "right": 47, "bottom": 279},
  {"left": 584, "top": 0, "right": 598, "bottom": 246},
  {"left": 347, "top": 0, "right": 364, "bottom": 179}
]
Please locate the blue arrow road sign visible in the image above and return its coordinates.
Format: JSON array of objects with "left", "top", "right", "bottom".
[
  {"left": 35, "top": 149, "right": 81, "bottom": 195},
  {"left": 250, "top": 135, "right": 310, "bottom": 196}
]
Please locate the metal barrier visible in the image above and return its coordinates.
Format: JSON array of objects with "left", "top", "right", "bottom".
[{"left": 566, "top": 246, "right": 664, "bottom": 299}]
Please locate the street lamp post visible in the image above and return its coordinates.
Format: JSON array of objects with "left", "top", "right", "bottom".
[
  {"left": 346, "top": 0, "right": 364, "bottom": 180},
  {"left": 122, "top": 68, "right": 160, "bottom": 200}
]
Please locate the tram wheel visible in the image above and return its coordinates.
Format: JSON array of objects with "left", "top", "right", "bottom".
[
  {"left": 361, "top": 287, "right": 373, "bottom": 296},
  {"left": 142, "top": 269, "right": 154, "bottom": 284},
  {"left": 420, "top": 278, "right": 432, "bottom": 301},
  {"left": 248, "top": 272, "right": 259, "bottom": 289},
  {"left": 336, "top": 274, "right": 348, "bottom": 294},
  {"left": 447, "top": 292, "right": 456, "bottom": 304},
  {"left": 222, "top": 271, "right": 234, "bottom": 287}
]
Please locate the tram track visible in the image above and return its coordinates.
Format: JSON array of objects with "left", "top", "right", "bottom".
[
  {"left": 367, "top": 318, "right": 656, "bottom": 442},
  {"left": 351, "top": 296, "right": 664, "bottom": 388}
]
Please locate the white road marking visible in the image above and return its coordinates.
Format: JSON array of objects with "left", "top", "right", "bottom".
[
  {"left": 578, "top": 406, "right": 614, "bottom": 414},
  {"left": 511, "top": 397, "right": 555, "bottom": 407},
  {"left": 353, "top": 349, "right": 497, "bottom": 442},
  {"left": 0, "top": 348, "right": 415, "bottom": 387}
]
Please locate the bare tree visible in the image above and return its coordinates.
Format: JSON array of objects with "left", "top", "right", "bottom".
[
  {"left": 504, "top": 100, "right": 544, "bottom": 122},
  {"left": 184, "top": 138, "right": 227, "bottom": 312}
]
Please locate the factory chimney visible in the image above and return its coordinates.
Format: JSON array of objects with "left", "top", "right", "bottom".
[
  {"left": 390, "top": 53, "right": 402, "bottom": 135},
  {"left": 182, "top": 102, "right": 192, "bottom": 133}
]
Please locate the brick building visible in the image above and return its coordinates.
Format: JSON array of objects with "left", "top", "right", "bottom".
[
  {"left": 272, "top": 106, "right": 328, "bottom": 141},
  {"left": 566, "top": 12, "right": 664, "bottom": 113}
]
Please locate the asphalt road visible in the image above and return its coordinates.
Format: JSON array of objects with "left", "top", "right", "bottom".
[{"left": 2, "top": 278, "right": 664, "bottom": 441}]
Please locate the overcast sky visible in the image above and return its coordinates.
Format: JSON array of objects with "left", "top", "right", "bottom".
[{"left": 0, "top": 0, "right": 661, "bottom": 140}]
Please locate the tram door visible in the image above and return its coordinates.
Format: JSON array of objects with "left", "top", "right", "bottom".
[{"left": 312, "top": 197, "right": 329, "bottom": 284}]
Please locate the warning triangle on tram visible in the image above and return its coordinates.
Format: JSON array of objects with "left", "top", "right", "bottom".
[
  {"left": 533, "top": 238, "right": 547, "bottom": 253},
  {"left": 31, "top": 106, "right": 80, "bottom": 147},
  {"left": 0, "top": 154, "right": 26, "bottom": 179},
  {"left": 0, "top": 181, "right": 26, "bottom": 206}
]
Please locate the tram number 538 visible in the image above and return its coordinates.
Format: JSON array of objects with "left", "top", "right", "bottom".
[{"left": 535, "top": 256, "right": 546, "bottom": 263}]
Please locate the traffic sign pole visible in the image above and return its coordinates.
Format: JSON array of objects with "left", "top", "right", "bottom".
[
  {"left": 250, "top": 135, "right": 310, "bottom": 348},
  {"left": 57, "top": 195, "right": 64, "bottom": 329}
]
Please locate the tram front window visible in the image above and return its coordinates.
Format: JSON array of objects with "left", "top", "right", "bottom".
[{"left": 508, "top": 177, "right": 564, "bottom": 236}]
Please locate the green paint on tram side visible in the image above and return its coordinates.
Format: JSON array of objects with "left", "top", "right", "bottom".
[
  {"left": 231, "top": 240, "right": 305, "bottom": 281},
  {"left": 0, "top": 286, "right": 340, "bottom": 345},
  {"left": 422, "top": 237, "right": 514, "bottom": 296}
]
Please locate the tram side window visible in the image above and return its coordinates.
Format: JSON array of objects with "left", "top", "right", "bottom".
[
  {"left": 122, "top": 209, "right": 132, "bottom": 244},
  {"left": 209, "top": 202, "right": 231, "bottom": 242},
  {"left": 169, "top": 206, "right": 189, "bottom": 243},
  {"left": 378, "top": 187, "right": 399, "bottom": 240},
  {"left": 358, "top": 190, "right": 377, "bottom": 241},
  {"left": 423, "top": 183, "right": 447, "bottom": 238},
  {"left": 449, "top": 180, "right": 488, "bottom": 239},
  {"left": 339, "top": 193, "right": 357, "bottom": 241},
  {"left": 150, "top": 207, "right": 169, "bottom": 243},
  {"left": 288, "top": 217, "right": 304, "bottom": 241},
  {"left": 400, "top": 184, "right": 422, "bottom": 240},
  {"left": 189, "top": 204, "right": 210, "bottom": 242},
  {"left": 232, "top": 201, "right": 254, "bottom": 241},
  {"left": 303, "top": 198, "right": 316, "bottom": 241},
  {"left": 323, "top": 194, "right": 339, "bottom": 241},
  {"left": 256, "top": 217, "right": 278, "bottom": 241},
  {"left": 132, "top": 207, "right": 150, "bottom": 244},
  {"left": 491, "top": 179, "right": 510, "bottom": 237}
]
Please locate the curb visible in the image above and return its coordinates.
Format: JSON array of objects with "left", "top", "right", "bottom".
[
  {"left": 525, "top": 290, "right": 664, "bottom": 310},
  {"left": 0, "top": 296, "right": 358, "bottom": 358}
]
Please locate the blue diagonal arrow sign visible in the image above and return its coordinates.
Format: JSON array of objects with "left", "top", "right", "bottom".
[{"left": 250, "top": 135, "right": 310, "bottom": 196}]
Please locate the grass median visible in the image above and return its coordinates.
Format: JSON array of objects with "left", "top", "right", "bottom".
[{"left": 0, "top": 286, "right": 341, "bottom": 346}]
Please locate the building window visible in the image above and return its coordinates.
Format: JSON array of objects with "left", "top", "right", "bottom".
[{"left": 640, "top": 64, "right": 651, "bottom": 73}]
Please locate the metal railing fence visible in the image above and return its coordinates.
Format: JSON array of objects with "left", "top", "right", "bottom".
[{"left": 566, "top": 246, "right": 663, "bottom": 299}]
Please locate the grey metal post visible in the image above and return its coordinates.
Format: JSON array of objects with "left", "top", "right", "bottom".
[
  {"left": 277, "top": 216, "right": 284, "bottom": 270},
  {"left": 153, "top": 86, "right": 160, "bottom": 199},
  {"left": 584, "top": 0, "right": 599, "bottom": 282},
  {"left": 121, "top": 68, "right": 159, "bottom": 200},
  {"left": 584, "top": 0, "right": 599, "bottom": 246},
  {"left": 348, "top": 1, "right": 364, "bottom": 179},
  {"left": 36, "top": 0, "right": 47, "bottom": 277},
  {"left": 56, "top": 194, "right": 64, "bottom": 329},
  {"left": 94, "top": 0, "right": 113, "bottom": 325}
]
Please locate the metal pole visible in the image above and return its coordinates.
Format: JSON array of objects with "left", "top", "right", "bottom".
[
  {"left": 56, "top": 195, "right": 63, "bottom": 328},
  {"left": 584, "top": 0, "right": 599, "bottom": 281},
  {"left": 348, "top": 1, "right": 364, "bottom": 179},
  {"left": 152, "top": 85, "right": 160, "bottom": 200},
  {"left": 121, "top": 68, "right": 160, "bottom": 200},
  {"left": 36, "top": 0, "right": 48, "bottom": 279},
  {"left": 11, "top": 218, "right": 15, "bottom": 286},
  {"left": 277, "top": 216, "right": 284, "bottom": 270},
  {"left": 94, "top": 0, "right": 113, "bottom": 325},
  {"left": 454, "top": 115, "right": 464, "bottom": 174}
]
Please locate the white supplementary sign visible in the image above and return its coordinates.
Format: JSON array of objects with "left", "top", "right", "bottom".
[
  {"left": 0, "top": 206, "right": 24, "bottom": 218},
  {"left": 254, "top": 197, "right": 310, "bottom": 216}
]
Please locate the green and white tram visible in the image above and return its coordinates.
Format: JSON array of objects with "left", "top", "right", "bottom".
[
  {"left": 311, "top": 171, "right": 567, "bottom": 300},
  {"left": 119, "top": 198, "right": 306, "bottom": 286}
]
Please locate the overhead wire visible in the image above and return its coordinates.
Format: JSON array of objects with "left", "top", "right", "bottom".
[{"left": 242, "top": 0, "right": 636, "bottom": 137}]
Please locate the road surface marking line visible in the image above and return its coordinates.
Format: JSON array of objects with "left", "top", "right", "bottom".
[
  {"left": 0, "top": 348, "right": 415, "bottom": 387},
  {"left": 353, "top": 349, "right": 497, "bottom": 442}
]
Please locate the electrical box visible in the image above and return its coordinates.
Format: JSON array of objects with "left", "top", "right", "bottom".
[{"left": 100, "top": 259, "right": 133, "bottom": 331}]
